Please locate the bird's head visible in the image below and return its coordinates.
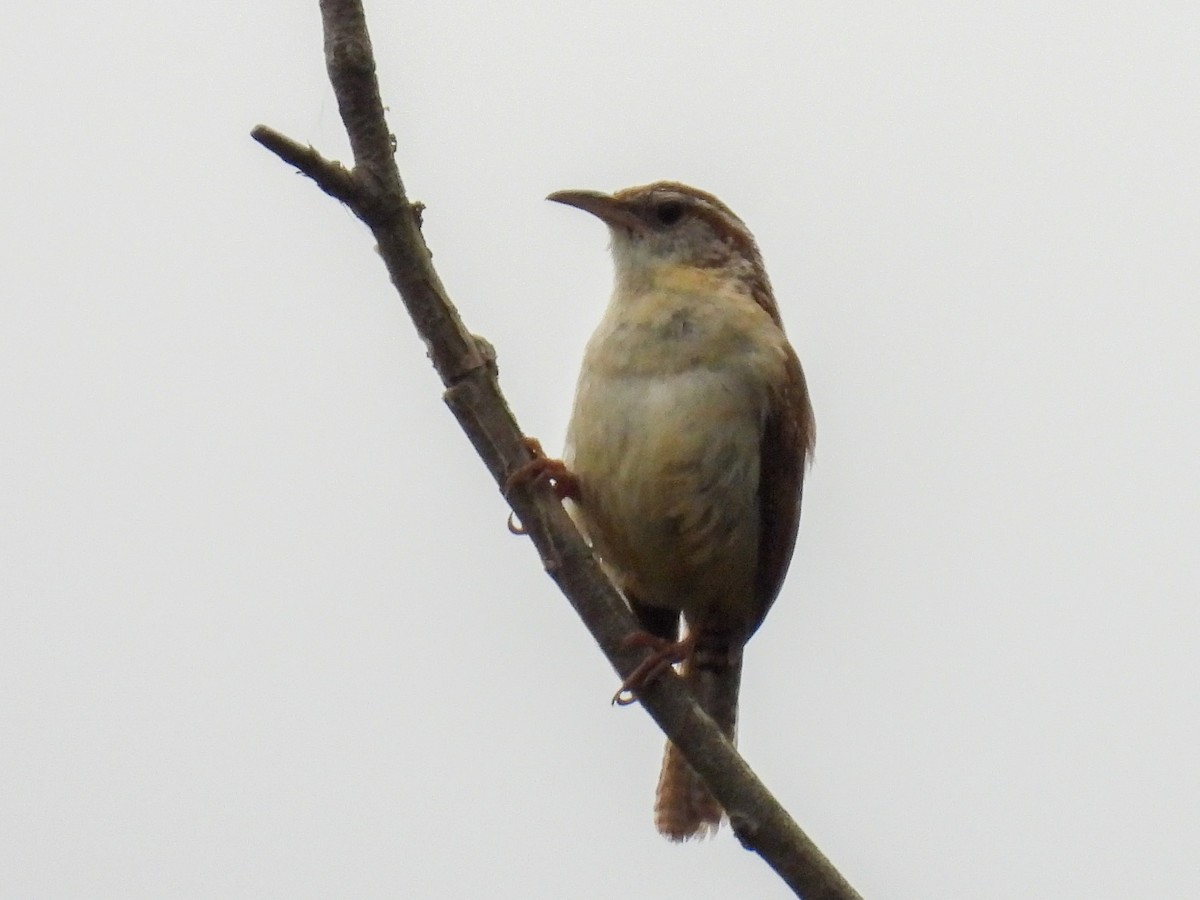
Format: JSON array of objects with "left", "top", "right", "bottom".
[{"left": 548, "top": 181, "right": 780, "bottom": 324}]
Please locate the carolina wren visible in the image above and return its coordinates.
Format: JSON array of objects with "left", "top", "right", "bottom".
[{"left": 547, "top": 182, "right": 815, "bottom": 841}]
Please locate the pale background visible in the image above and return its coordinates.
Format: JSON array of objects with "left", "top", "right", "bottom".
[{"left": 3, "top": 2, "right": 1198, "bottom": 898}]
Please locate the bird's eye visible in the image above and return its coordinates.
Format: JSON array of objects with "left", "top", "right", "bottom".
[{"left": 653, "top": 200, "right": 685, "bottom": 227}]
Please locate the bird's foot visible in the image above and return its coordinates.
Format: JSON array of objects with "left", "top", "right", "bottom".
[
  {"left": 504, "top": 437, "right": 579, "bottom": 502},
  {"left": 612, "top": 631, "right": 697, "bottom": 707}
]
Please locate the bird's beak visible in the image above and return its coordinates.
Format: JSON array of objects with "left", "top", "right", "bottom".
[{"left": 546, "top": 189, "right": 648, "bottom": 233}]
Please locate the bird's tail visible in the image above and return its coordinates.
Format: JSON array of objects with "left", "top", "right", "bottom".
[{"left": 654, "top": 624, "right": 743, "bottom": 841}]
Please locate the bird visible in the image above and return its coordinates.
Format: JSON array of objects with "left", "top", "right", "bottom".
[{"left": 544, "top": 181, "right": 816, "bottom": 841}]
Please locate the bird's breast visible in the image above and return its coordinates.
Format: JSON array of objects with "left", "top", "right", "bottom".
[{"left": 563, "top": 279, "right": 788, "bottom": 617}]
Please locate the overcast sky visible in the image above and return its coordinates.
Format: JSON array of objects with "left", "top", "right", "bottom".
[{"left": 3, "top": 2, "right": 1198, "bottom": 898}]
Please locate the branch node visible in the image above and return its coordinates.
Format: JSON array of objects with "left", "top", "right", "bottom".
[
  {"left": 730, "top": 811, "right": 762, "bottom": 848},
  {"left": 471, "top": 334, "right": 498, "bottom": 377}
]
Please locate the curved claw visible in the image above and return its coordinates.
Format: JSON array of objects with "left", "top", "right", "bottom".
[
  {"left": 503, "top": 437, "right": 580, "bottom": 501},
  {"left": 611, "top": 630, "right": 696, "bottom": 707},
  {"left": 613, "top": 687, "right": 639, "bottom": 706}
]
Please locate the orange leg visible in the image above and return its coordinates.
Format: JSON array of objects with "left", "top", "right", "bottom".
[
  {"left": 504, "top": 437, "right": 579, "bottom": 502},
  {"left": 612, "top": 630, "right": 697, "bottom": 706}
]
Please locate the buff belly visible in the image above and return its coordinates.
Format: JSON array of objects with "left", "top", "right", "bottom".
[{"left": 565, "top": 366, "right": 764, "bottom": 622}]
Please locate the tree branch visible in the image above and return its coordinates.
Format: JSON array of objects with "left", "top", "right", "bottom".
[{"left": 252, "top": 3, "right": 862, "bottom": 897}]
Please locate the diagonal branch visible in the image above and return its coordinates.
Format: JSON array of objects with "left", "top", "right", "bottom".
[{"left": 251, "top": 2, "right": 862, "bottom": 898}]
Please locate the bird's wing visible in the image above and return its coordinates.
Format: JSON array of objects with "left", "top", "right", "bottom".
[{"left": 750, "top": 345, "right": 815, "bottom": 635}]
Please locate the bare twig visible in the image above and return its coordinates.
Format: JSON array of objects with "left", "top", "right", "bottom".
[{"left": 252, "top": 2, "right": 862, "bottom": 898}]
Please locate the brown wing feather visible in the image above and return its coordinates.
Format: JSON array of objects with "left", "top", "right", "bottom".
[{"left": 750, "top": 345, "right": 815, "bottom": 635}]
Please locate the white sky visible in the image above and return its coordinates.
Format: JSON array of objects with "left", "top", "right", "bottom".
[{"left": 3, "top": 2, "right": 1198, "bottom": 898}]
